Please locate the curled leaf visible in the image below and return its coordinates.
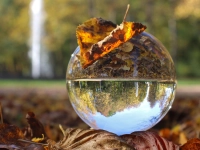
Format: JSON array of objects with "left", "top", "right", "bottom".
[
  {"left": 48, "top": 128, "right": 133, "bottom": 150},
  {"left": 24, "top": 112, "right": 47, "bottom": 142},
  {"left": 32, "top": 134, "right": 45, "bottom": 143},
  {"left": 120, "top": 131, "right": 180, "bottom": 150}
]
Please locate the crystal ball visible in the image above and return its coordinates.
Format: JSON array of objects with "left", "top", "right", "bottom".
[{"left": 66, "top": 32, "right": 176, "bottom": 135}]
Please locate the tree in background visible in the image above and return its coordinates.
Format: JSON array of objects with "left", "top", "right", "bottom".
[
  {"left": 0, "top": 0, "right": 199, "bottom": 78},
  {"left": 0, "top": 0, "right": 30, "bottom": 77},
  {"left": 175, "top": 0, "right": 200, "bottom": 77}
]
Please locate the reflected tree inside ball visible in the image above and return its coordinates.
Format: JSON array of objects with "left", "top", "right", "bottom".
[{"left": 66, "top": 32, "right": 176, "bottom": 135}]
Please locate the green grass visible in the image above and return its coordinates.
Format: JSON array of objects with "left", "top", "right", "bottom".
[
  {"left": 177, "top": 78, "right": 200, "bottom": 86},
  {"left": 0, "top": 79, "right": 66, "bottom": 88},
  {"left": 0, "top": 78, "right": 200, "bottom": 88}
]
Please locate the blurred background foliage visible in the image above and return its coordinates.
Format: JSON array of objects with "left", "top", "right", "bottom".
[{"left": 0, "top": 0, "right": 200, "bottom": 79}]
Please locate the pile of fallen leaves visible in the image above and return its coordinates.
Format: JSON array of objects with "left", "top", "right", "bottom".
[
  {"left": 0, "top": 107, "right": 199, "bottom": 150},
  {"left": 0, "top": 86, "right": 199, "bottom": 149}
]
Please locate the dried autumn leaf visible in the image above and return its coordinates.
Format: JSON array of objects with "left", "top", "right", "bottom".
[
  {"left": 120, "top": 131, "right": 180, "bottom": 150},
  {"left": 159, "top": 127, "right": 188, "bottom": 145},
  {"left": 47, "top": 128, "right": 133, "bottom": 150},
  {"left": 0, "top": 123, "right": 24, "bottom": 150},
  {"left": 32, "top": 134, "right": 46, "bottom": 143},
  {"left": 76, "top": 18, "right": 116, "bottom": 67},
  {"left": 24, "top": 112, "right": 47, "bottom": 142},
  {"left": 76, "top": 18, "right": 146, "bottom": 68},
  {"left": 180, "top": 138, "right": 200, "bottom": 150},
  {"left": 77, "top": 17, "right": 116, "bottom": 48},
  {"left": 0, "top": 123, "right": 24, "bottom": 144}
]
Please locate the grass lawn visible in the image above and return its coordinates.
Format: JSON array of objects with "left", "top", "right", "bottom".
[
  {"left": 177, "top": 78, "right": 200, "bottom": 86},
  {"left": 0, "top": 79, "right": 66, "bottom": 88},
  {"left": 0, "top": 78, "right": 200, "bottom": 88}
]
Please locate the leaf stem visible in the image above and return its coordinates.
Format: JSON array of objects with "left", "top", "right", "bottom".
[{"left": 123, "top": 4, "right": 130, "bottom": 22}]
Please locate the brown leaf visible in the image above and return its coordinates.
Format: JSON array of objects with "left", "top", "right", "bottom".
[
  {"left": 76, "top": 17, "right": 146, "bottom": 68},
  {"left": 48, "top": 128, "right": 134, "bottom": 150},
  {"left": 159, "top": 127, "right": 187, "bottom": 145},
  {"left": 76, "top": 18, "right": 117, "bottom": 68},
  {"left": 121, "top": 131, "right": 180, "bottom": 150},
  {"left": 180, "top": 138, "right": 200, "bottom": 150},
  {"left": 24, "top": 112, "right": 47, "bottom": 142},
  {"left": 0, "top": 123, "right": 24, "bottom": 144}
]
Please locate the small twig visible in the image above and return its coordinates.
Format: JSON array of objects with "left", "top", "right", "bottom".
[
  {"left": 123, "top": 4, "right": 130, "bottom": 22},
  {"left": 0, "top": 102, "right": 3, "bottom": 124},
  {"left": 18, "top": 139, "right": 48, "bottom": 146}
]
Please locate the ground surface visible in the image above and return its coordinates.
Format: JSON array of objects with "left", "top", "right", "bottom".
[{"left": 0, "top": 80, "right": 199, "bottom": 142}]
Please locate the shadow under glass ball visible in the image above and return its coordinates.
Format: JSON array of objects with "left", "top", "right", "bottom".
[{"left": 66, "top": 32, "right": 176, "bottom": 135}]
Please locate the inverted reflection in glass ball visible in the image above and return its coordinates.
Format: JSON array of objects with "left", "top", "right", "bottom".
[{"left": 66, "top": 32, "right": 176, "bottom": 135}]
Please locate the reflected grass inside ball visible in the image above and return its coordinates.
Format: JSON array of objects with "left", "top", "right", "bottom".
[{"left": 66, "top": 32, "right": 176, "bottom": 135}]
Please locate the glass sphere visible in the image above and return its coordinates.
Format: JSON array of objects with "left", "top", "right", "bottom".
[{"left": 66, "top": 32, "right": 176, "bottom": 135}]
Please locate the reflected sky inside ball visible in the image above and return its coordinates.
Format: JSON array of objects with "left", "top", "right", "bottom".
[
  {"left": 71, "top": 82, "right": 174, "bottom": 135},
  {"left": 66, "top": 31, "right": 176, "bottom": 135}
]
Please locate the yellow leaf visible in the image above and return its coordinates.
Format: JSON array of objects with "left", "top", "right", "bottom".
[{"left": 32, "top": 134, "right": 45, "bottom": 143}]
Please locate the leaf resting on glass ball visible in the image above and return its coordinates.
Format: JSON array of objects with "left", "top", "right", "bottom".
[{"left": 76, "top": 17, "right": 146, "bottom": 68}]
